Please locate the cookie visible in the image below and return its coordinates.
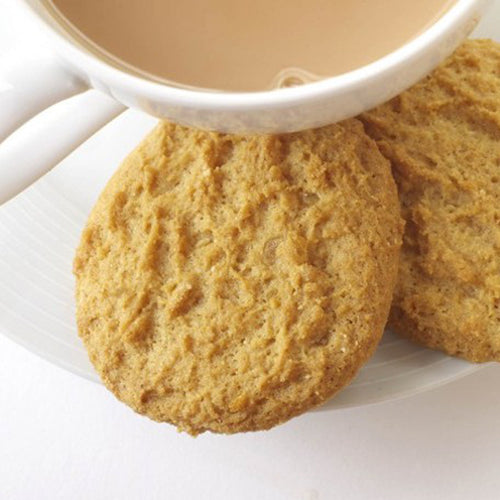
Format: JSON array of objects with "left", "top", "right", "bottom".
[
  {"left": 74, "top": 120, "right": 402, "bottom": 434},
  {"left": 360, "top": 39, "right": 500, "bottom": 362}
]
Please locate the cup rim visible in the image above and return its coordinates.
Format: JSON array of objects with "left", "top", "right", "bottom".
[{"left": 26, "top": 0, "right": 478, "bottom": 110}]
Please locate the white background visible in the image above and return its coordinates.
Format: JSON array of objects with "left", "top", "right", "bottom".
[{"left": 1, "top": 1, "right": 500, "bottom": 499}]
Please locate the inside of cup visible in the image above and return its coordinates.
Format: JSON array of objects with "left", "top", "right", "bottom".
[{"left": 35, "top": 0, "right": 459, "bottom": 93}]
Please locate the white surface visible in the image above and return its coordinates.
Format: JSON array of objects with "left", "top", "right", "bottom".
[
  {"left": 2, "top": 333, "right": 500, "bottom": 500},
  {"left": 1, "top": 0, "right": 500, "bottom": 498},
  {"left": 10, "top": 0, "right": 488, "bottom": 133}
]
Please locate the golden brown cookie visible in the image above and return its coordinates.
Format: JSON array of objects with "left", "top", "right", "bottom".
[
  {"left": 360, "top": 39, "right": 500, "bottom": 363},
  {"left": 74, "top": 120, "right": 402, "bottom": 434}
]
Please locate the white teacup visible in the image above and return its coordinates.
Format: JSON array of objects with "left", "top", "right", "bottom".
[{"left": 0, "top": 0, "right": 491, "bottom": 203}]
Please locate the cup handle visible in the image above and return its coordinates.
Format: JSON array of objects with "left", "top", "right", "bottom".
[
  {"left": 0, "top": 50, "right": 127, "bottom": 205},
  {"left": 0, "top": 50, "right": 88, "bottom": 142}
]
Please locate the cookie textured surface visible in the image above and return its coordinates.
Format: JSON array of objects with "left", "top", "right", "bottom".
[
  {"left": 361, "top": 39, "right": 500, "bottom": 362},
  {"left": 74, "top": 120, "right": 402, "bottom": 434}
]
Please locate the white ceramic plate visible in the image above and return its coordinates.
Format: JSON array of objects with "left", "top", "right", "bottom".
[{"left": 0, "top": 10, "right": 498, "bottom": 410}]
